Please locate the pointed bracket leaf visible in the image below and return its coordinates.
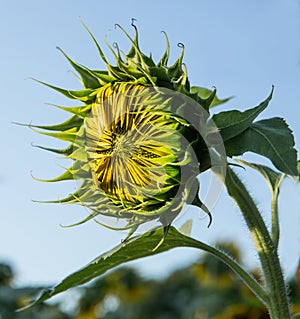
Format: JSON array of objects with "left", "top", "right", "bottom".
[{"left": 213, "top": 87, "right": 273, "bottom": 141}]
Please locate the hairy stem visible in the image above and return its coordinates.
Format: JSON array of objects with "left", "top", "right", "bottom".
[
  {"left": 225, "top": 166, "right": 290, "bottom": 318},
  {"left": 188, "top": 237, "right": 269, "bottom": 306}
]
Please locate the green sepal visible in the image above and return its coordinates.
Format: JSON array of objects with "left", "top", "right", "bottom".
[
  {"left": 68, "top": 147, "right": 88, "bottom": 162},
  {"left": 184, "top": 177, "right": 200, "bottom": 205},
  {"left": 31, "top": 78, "right": 96, "bottom": 102},
  {"left": 191, "top": 191, "right": 212, "bottom": 227},
  {"left": 148, "top": 66, "right": 169, "bottom": 82},
  {"left": 92, "top": 70, "right": 116, "bottom": 85},
  {"left": 34, "top": 128, "right": 78, "bottom": 143},
  {"left": 178, "top": 219, "right": 193, "bottom": 236},
  {"left": 106, "top": 64, "right": 128, "bottom": 80},
  {"left": 49, "top": 104, "right": 91, "bottom": 118},
  {"left": 71, "top": 162, "right": 91, "bottom": 178},
  {"left": 193, "top": 86, "right": 216, "bottom": 111},
  {"left": 167, "top": 43, "right": 184, "bottom": 80},
  {"left": 172, "top": 64, "right": 190, "bottom": 95},
  {"left": 191, "top": 86, "right": 232, "bottom": 110},
  {"left": 32, "top": 193, "right": 78, "bottom": 204},
  {"left": 57, "top": 47, "right": 101, "bottom": 89},
  {"left": 80, "top": 19, "right": 109, "bottom": 65},
  {"left": 119, "top": 63, "right": 145, "bottom": 80},
  {"left": 158, "top": 31, "right": 170, "bottom": 67},
  {"left": 28, "top": 115, "right": 83, "bottom": 132},
  {"left": 31, "top": 144, "right": 73, "bottom": 155},
  {"left": 118, "top": 22, "right": 156, "bottom": 69},
  {"left": 61, "top": 212, "right": 99, "bottom": 228},
  {"left": 31, "top": 168, "right": 73, "bottom": 183}
]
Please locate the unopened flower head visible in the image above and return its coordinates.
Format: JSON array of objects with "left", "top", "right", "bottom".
[{"left": 31, "top": 21, "right": 226, "bottom": 239}]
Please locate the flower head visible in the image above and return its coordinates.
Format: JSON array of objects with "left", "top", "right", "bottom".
[{"left": 32, "top": 21, "right": 225, "bottom": 241}]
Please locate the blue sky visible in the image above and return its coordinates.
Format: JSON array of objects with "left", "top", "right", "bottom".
[{"left": 0, "top": 0, "right": 300, "bottom": 288}]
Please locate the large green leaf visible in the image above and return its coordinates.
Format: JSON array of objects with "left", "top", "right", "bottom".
[
  {"left": 22, "top": 227, "right": 266, "bottom": 309},
  {"left": 225, "top": 117, "right": 298, "bottom": 176},
  {"left": 212, "top": 88, "right": 273, "bottom": 141}
]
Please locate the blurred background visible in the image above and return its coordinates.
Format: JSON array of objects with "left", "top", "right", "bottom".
[{"left": 0, "top": 0, "right": 300, "bottom": 317}]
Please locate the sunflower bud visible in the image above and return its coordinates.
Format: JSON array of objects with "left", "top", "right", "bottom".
[{"left": 31, "top": 21, "right": 226, "bottom": 241}]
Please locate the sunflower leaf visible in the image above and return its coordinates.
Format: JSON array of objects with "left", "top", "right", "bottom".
[
  {"left": 20, "top": 226, "right": 266, "bottom": 310},
  {"left": 225, "top": 117, "right": 298, "bottom": 176},
  {"left": 213, "top": 88, "right": 273, "bottom": 141}
]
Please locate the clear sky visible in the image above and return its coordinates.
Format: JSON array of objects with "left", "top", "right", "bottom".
[{"left": 0, "top": 0, "right": 300, "bottom": 289}]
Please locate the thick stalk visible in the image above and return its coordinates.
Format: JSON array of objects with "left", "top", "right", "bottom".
[{"left": 225, "top": 166, "right": 290, "bottom": 319}]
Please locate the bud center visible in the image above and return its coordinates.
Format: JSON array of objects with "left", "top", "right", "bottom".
[{"left": 111, "top": 132, "right": 136, "bottom": 159}]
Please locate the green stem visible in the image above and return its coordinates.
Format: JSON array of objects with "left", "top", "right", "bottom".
[
  {"left": 271, "top": 189, "right": 280, "bottom": 250},
  {"left": 191, "top": 196, "right": 268, "bottom": 305},
  {"left": 225, "top": 166, "right": 291, "bottom": 319},
  {"left": 188, "top": 237, "right": 269, "bottom": 306},
  {"left": 271, "top": 175, "right": 284, "bottom": 250}
]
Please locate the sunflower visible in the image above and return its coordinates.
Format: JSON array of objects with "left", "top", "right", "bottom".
[{"left": 31, "top": 20, "right": 223, "bottom": 243}]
